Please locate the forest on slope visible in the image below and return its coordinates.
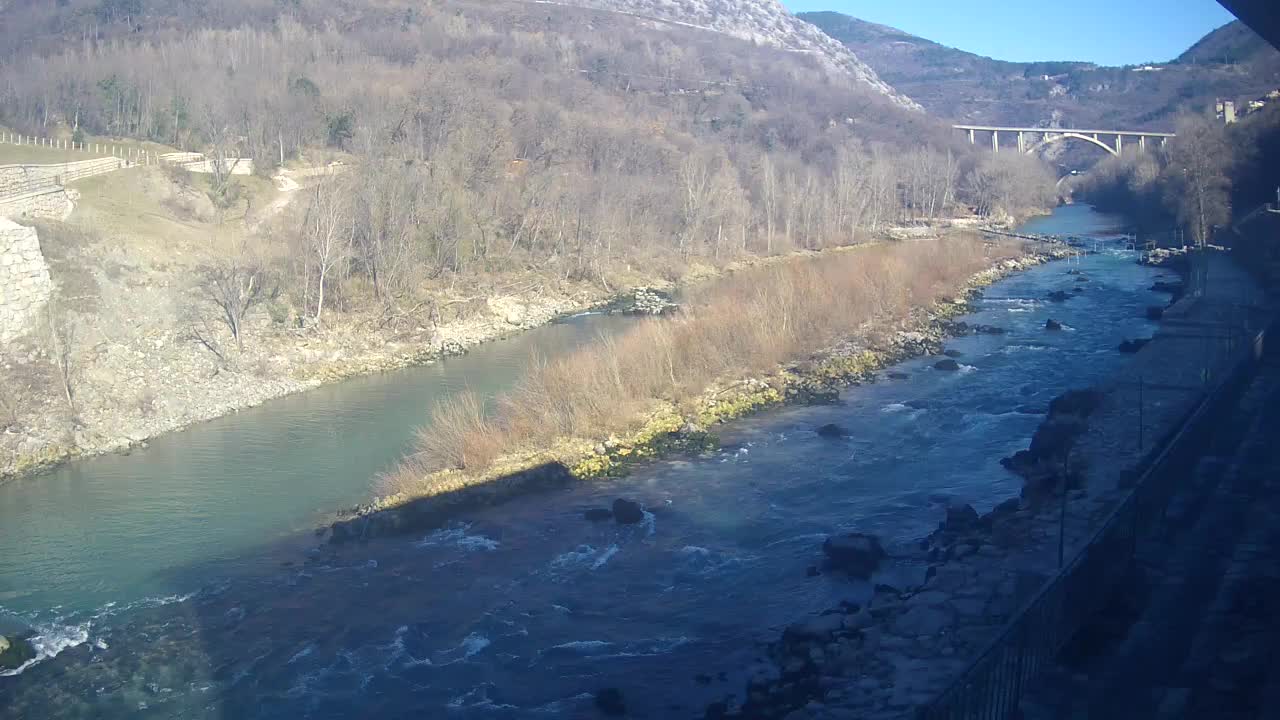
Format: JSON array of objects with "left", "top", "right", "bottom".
[{"left": 0, "top": 0, "right": 1057, "bottom": 479}]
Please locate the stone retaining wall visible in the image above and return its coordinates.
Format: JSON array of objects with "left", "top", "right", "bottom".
[
  {"left": 0, "top": 218, "right": 53, "bottom": 343},
  {"left": 0, "top": 158, "right": 124, "bottom": 198},
  {"left": 0, "top": 186, "right": 74, "bottom": 221}
]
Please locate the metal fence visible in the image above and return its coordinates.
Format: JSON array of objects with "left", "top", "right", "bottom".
[{"left": 917, "top": 321, "right": 1268, "bottom": 720}]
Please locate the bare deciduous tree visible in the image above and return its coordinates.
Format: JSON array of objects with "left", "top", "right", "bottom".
[
  {"left": 198, "top": 260, "right": 271, "bottom": 348},
  {"left": 44, "top": 303, "right": 76, "bottom": 413},
  {"left": 1163, "top": 114, "right": 1232, "bottom": 246},
  {"left": 300, "top": 176, "right": 355, "bottom": 325}
]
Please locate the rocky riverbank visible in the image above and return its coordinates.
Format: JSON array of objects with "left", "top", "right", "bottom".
[
  {"left": 329, "top": 243, "right": 1074, "bottom": 543},
  {"left": 0, "top": 287, "right": 597, "bottom": 483},
  {"left": 0, "top": 247, "right": 837, "bottom": 484},
  {"left": 701, "top": 250, "right": 1270, "bottom": 720}
]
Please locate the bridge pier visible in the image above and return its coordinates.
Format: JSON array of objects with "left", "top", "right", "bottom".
[
  {"left": 1116, "top": 134, "right": 1123, "bottom": 155},
  {"left": 1140, "top": 136, "right": 1146, "bottom": 152},
  {"left": 992, "top": 130, "right": 999, "bottom": 153},
  {"left": 968, "top": 128, "right": 975, "bottom": 145},
  {"left": 1018, "top": 131, "right": 1026, "bottom": 153}
]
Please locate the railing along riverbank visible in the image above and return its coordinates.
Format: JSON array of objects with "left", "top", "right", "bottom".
[{"left": 917, "top": 261, "right": 1271, "bottom": 720}]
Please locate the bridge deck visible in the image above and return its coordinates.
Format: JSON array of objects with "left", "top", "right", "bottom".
[{"left": 953, "top": 124, "right": 1176, "bottom": 137}]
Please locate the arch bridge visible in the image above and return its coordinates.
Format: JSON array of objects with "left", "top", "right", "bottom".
[{"left": 953, "top": 125, "right": 1176, "bottom": 157}]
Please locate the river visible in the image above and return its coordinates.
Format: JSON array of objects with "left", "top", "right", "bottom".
[{"left": 0, "top": 206, "right": 1176, "bottom": 718}]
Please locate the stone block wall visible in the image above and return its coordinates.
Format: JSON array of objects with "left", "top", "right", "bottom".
[
  {"left": 0, "top": 187, "right": 74, "bottom": 221},
  {"left": 0, "top": 218, "right": 53, "bottom": 343}
]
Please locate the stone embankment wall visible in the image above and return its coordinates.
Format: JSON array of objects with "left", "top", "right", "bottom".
[
  {"left": 0, "top": 157, "right": 125, "bottom": 196},
  {"left": 0, "top": 187, "right": 74, "bottom": 221},
  {"left": 0, "top": 218, "right": 53, "bottom": 343}
]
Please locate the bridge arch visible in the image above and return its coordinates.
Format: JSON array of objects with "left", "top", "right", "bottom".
[{"left": 1027, "top": 132, "right": 1118, "bottom": 157}]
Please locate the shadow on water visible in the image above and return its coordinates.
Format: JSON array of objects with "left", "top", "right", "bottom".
[{"left": 0, "top": 207, "right": 1186, "bottom": 719}]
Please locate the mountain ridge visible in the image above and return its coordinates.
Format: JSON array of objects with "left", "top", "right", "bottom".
[
  {"left": 802, "top": 12, "right": 1280, "bottom": 129},
  {"left": 544, "top": 0, "right": 921, "bottom": 109}
]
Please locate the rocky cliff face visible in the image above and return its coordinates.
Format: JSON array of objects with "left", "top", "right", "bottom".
[{"left": 546, "top": 0, "right": 921, "bottom": 110}]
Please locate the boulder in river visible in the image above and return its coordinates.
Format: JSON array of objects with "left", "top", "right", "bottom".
[
  {"left": 1044, "top": 318, "right": 1063, "bottom": 331},
  {"left": 0, "top": 633, "right": 36, "bottom": 671},
  {"left": 815, "top": 423, "right": 849, "bottom": 439},
  {"left": 1047, "top": 290, "right": 1072, "bottom": 303},
  {"left": 595, "top": 687, "right": 627, "bottom": 716},
  {"left": 934, "top": 358, "right": 961, "bottom": 371},
  {"left": 611, "top": 498, "right": 645, "bottom": 525},
  {"left": 822, "top": 533, "right": 887, "bottom": 578},
  {"left": 1118, "top": 338, "right": 1151, "bottom": 354},
  {"left": 583, "top": 508, "right": 614, "bottom": 522},
  {"left": 942, "top": 501, "right": 980, "bottom": 533},
  {"left": 943, "top": 349, "right": 963, "bottom": 358}
]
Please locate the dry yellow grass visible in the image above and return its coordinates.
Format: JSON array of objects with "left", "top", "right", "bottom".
[{"left": 385, "top": 234, "right": 1019, "bottom": 498}]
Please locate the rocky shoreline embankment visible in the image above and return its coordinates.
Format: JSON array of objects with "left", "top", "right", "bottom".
[
  {"left": 697, "top": 250, "right": 1269, "bottom": 720},
  {"left": 0, "top": 281, "right": 674, "bottom": 484}
]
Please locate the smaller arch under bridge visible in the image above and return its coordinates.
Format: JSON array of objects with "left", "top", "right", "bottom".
[{"left": 953, "top": 125, "right": 1176, "bottom": 157}]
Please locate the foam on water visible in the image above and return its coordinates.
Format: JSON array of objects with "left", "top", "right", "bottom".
[
  {"left": 545, "top": 640, "right": 614, "bottom": 655},
  {"left": 641, "top": 510, "right": 657, "bottom": 538},
  {"left": 592, "top": 545, "right": 620, "bottom": 569},
  {"left": 434, "top": 632, "right": 491, "bottom": 666},
  {"left": 447, "top": 683, "right": 519, "bottom": 711},
  {"left": 0, "top": 621, "right": 90, "bottom": 677},
  {"left": 416, "top": 523, "right": 499, "bottom": 552},
  {"left": 0, "top": 590, "right": 199, "bottom": 676}
]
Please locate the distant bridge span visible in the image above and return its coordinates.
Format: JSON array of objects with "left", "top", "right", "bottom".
[{"left": 953, "top": 125, "right": 1176, "bottom": 157}]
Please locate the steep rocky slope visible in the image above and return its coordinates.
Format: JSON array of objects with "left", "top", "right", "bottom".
[{"left": 544, "top": 0, "right": 920, "bottom": 109}]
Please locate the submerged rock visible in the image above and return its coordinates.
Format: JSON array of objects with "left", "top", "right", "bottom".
[
  {"left": 612, "top": 498, "right": 644, "bottom": 525},
  {"left": 1118, "top": 338, "right": 1151, "bottom": 354},
  {"left": 583, "top": 508, "right": 614, "bottom": 522},
  {"left": 1047, "top": 290, "right": 1071, "bottom": 303},
  {"left": 943, "top": 349, "right": 963, "bottom": 358},
  {"left": 1146, "top": 305, "right": 1165, "bottom": 321},
  {"left": 1075, "top": 275, "right": 1090, "bottom": 283},
  {"left": 0, "top": 633, "right": 36, "bottom": 671},
  {"left": 785, "top": 613, "right": 845, "bottom": 641},
  {"left": 595, "top": 687, "right": 627, "bottom": 716},
  {"left": 815, "top": 423, "right": 849, "bottom": 439},
  {"left": 822, "top": 533, "right": 886, "bottom": 578},
  {"left": 1045, "top": 318, "right": 1063, "bottom": 331},
  {"left": 1151, "top": 280, "right": 1183, "bottom": 295},
  {"left": 887, "top": 371, "right": 910, "bottom": 380},
  {"left": 934, "top": 358, "right": 961, "bottom": 371}
]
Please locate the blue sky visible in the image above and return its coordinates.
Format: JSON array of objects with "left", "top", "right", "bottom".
[{"left": 782, "top": 1, "right": 1238, "bottom": 66}]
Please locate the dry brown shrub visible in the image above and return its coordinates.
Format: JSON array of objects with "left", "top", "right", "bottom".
[{"left": 392, "top": 236, "right": 1020, "bottom": 493}]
